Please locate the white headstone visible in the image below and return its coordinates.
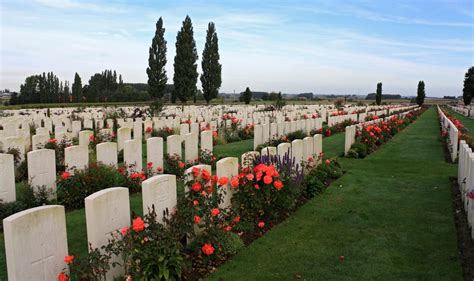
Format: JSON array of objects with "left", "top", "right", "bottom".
[
  {"left": 200, "top": 130, "right": 213, "bottom": 153},
  {"left": 65, "top": 145, "right": 89, "bottom": 174},
  {"left": 27, "top": 149, "right": 56, "bottom": 195},
  {"left": 142, "top": 174, "right": 177, "bottom": 222},
  {"left": 0, "top": 153, "right": 16, "bottom": 202},
  {"left": 291, "top": 139, "right": 304, "bottom": 165},
  {"left": 85, "top": 187, "right": 130, "bottom": 280},
  {"left": 147, "top": 137, "right": 164, "bottom": 173},
  {"left": 184, "top": 132, "right": 199, "bottom": 163},
  {"left": 124, "top": 139, "right": 142, "bottom": 172},
  {"left": 3, "top": 205, "right": 68, "bottom": 281},
  {"left": 216, "top": 157, "right": 238, "bottom": 208},
  {"left": 167, "top": 135, "right": 182, "bottom": 158},
  {"left": 96, "top": 142, "right": 118, "bottom": 167},
  {"left": 117, "top": 127, "right": 131, "bottom": 151}
]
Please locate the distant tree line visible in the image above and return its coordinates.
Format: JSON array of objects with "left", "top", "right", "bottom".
[{"left": 10, "top": 71, "right": 152, "bottom": 105}]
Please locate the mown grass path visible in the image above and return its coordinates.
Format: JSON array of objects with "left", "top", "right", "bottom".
[{"left": 207, "top": 108, "right": 462, "bottom": 280}]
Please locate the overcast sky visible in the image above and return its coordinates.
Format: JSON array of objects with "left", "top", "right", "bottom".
[{"left": 0, "top": 0, "right": 473, "bottom": 96}]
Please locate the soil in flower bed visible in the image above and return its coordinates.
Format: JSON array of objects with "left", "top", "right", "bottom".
[{"left": 450, "top": 177, "right": 474, "bottom": 281}]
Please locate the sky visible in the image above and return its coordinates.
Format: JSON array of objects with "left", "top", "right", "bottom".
[{"left": 0, "top": 0, "right": 473, "bottom": 97}]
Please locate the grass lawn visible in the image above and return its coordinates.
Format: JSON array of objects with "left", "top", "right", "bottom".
[
  {"left": 207, "top": 107, "right": 462, "bottom": 280},
  {"left": 0, "top": 134, "right": 342, "bottom": 280}
]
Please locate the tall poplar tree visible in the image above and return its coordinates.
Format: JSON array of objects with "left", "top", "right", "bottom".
[
  {"left": 463, "top": 67, "right": 474, "bottom": 106},
  {"left": 200, "top": 22, "right": 222, "bottom": 104},
  {"left": 376, "top": 82, "right": 382, "bottom": 105},
  {"left": 147, "top": 17, "right": 167, "bottom": 99},
  {"left": 173, "top": 15, "right": 198, "bottom": 104},
  {"left": 416, "top": 80, "right": 425, "bottom": 106},
  {"left": 72, "top": 72, "right": 83, "bottom": 102}
]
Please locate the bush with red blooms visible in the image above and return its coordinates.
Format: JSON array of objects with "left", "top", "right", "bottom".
[
  {"left": 181, "top": 167, "right": 241, "bottom": 261},
  {"left": 60, "top": 209, "right": 184, "bottom": 281},
  {"left": 439, "top": 107, "right": 473, "bottom": 149},
  {"left": 230, "top": 162, "right": 298, "bottom": 229},
  {"left": 88, "top": 130, "right": 115, "bottom": 150},
  {"left": 199, "top": 149, "right": 217, "bottom": 167},
  {"left": 164, "top": 153, "right": 188, "bottom": 178},
  {"left": 237, "top": 124, "right": 254, "bottom": 140},
  {"left": 151, "top": 126, "right": 175, "bottom": 139},
  {"left": 44, "top": 137, "right": 72, "bottom": 172}
]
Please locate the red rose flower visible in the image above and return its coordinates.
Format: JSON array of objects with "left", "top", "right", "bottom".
[
  {"left": 211, "top": 208, "right": 220, "bottom": 217},
  {"left": 254, "top": 184, "right": 260, "bottom": 190},
  {"left": 211, "top": 175, "right": 218, "bottom": 184},
  {"left": 132, "top": 217, "right": 145, "bottom": 232},
  {"left": 178, "top": 162, "right": 185, "bottom": 168},
  {"left": 274, "top": 180, "right": 284, "bottom": 190},
  {"left": 192, "top": 167, "right": 200, "bottom": 177},
  {"left": 202, "top": 243, "right": 215, "bottom": 256},
  {"left": 156, "top": 167, "right": 162, "bottom": 172},
  {"left": 246, "top": 173, "right": 254, "bottom": 181},
  {"left": 325, "top": 159, "right": 331, "bottom": 165},
  {"left": 257, "top": 221, "right": 265, "bottom": 229},
  {"left": 194, "top": 215, "right": 201, "bottom": 224},
  {"left": 230, "top": 177, "right": 239, "bottom": 188},
  {"left": 64, "top": 255, "right": 74, "bottom": 265},
  {"left": 191, "top": 182, "right": 202, "bottom": 192},
  {"left": 193, "top": 200, "right": 199, "bottom": 206},
  {"left": 218, "top": 176, "right": 228, "bottom": 186},
  {"left": 61, "top": 171, "right": 71, "bottom": 180},
  {"left": 201, "top": 169, "right": 211, "bottom": 181},
  {"left": 58, "top": 273, "right": 67, "bottom": 281},
  {"left": 120, "top": 226, "right": 129, "bottom": 236},
  {"left": 147, "top": 162, "right": 153, "bottom": 169},
  {"left": 263, "top": 175, "right": 273, "bottom": 185},
  {"left": 233, "top": 216, "right": 240, "bottom": 223}
]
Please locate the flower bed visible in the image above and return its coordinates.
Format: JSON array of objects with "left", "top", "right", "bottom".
[
  {"left": 58, "top": 155, "right": 344, "bottom": 280},
  {"left": 347, "top": 108, "right": 425, "bottom": 158}
]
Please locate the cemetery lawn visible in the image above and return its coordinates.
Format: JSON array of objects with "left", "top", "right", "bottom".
[{"left": 207, "top": 107, "right": 463, "bottom": 280}]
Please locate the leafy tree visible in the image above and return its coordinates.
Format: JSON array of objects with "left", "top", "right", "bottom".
[
  {"left": 146, "top": 17, "right": 168, "bottom": 99},
  {"left": 274, "top": 92, "right": 286, "bottom": 110},
  {"left": 375, "top": 82, "right": 382, "bottom": 105},
  {"left": 242, "top": 87, "right": 252, "bottom": 104},
  {"left": 416, "top": 80, "right": 425, "bottom": 106},
  {"left": 463, "top": 66, "right": 474, "bottom": 106},
  {"left": 200, "top": 22, "right": 222, "bottom": 104},
  {"left": 173, "top": 15, "right": 198, "bottom": 104},
  {"left": 72, "top": 72, "right": 83, "bottom": 102}
]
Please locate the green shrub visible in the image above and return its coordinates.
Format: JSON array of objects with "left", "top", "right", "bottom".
[
  {"left": 346, "top": 149, "right": 359, "bottom": 158},
  {"left": 303, "top": 173, "right": 326, "bottom": 198},
  {"left": 286, "top": 130, "right": 307, "bottom": 141},
  {"left": 352, "top": 142, "right": 367, "bottom": 158}
]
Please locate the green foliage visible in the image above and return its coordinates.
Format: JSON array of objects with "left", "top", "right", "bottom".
[
  {"left": 376, "top": 82, "right": 383, "bottom": 105},
  {"left": 57, "top": 163, "right": 127, "bottom": 209},
  {"left": 201, "top": 22, "right": 222, "bottom": 104},
  {"left": 72, "top": 72, "right": 83, "bottom": 102},
  {"left": 463, "top": 66, "right": 473, "bottom": 106},
  {"left": 241, "top": 87, "right": 253, "bottom": 104},
  {"left": 147, "top": 17, "right": 168, "bottom": 99},
  {"left": 286, "top": 130, "right": 307, "bottom": 141},
  {"left": 173, "top": 15, "right": 198, "bottom": 103},
  {"left": 352, "top": 142, "right": 368, "bottom": 158},
  {"left": 416, "top": 80, "right": 425, "bottom": 106},
  {"left": 147, "top": 99, "right": 164, "bottom": 117},
  {"left": 274, "top": 92, "right": 286, "bottom": 110}
]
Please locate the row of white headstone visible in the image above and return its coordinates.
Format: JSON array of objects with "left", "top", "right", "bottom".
[
  {"left": 447, "top": 104, "right": 472, "bottom": 118},
  {"left": 438, "top": 106, "right": 459, "bottom": 162},
  {"left": 457, "top": 140, "right": 474, "bottom": 240},
  {"left": 0, "top": 130, "right": 213, "bottom": 203}
]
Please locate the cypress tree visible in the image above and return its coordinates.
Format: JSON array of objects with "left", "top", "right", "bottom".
[
  {"left": 242, "top": 87, "right": 252, "bottom": 104},
  {"left": 147, "top": 17, "right": 168, "bottom": 99},
  {"left": 72, "top": 73, "right": 83, "bottom": 102},
  {"left": 375, "top": 82, "right": 382, "bottom": 105},
  {"left": 463, "top": 67, "right": 474, "bottom": 106},
  {"left": 173, "top": 15, "right": 198, "bottom": 104},
  {"left": 201, "top": 22, "right": 222, "bottom": 104},
  {"left": 416, "top": 81, "right": 425, "bottom": 106}
]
